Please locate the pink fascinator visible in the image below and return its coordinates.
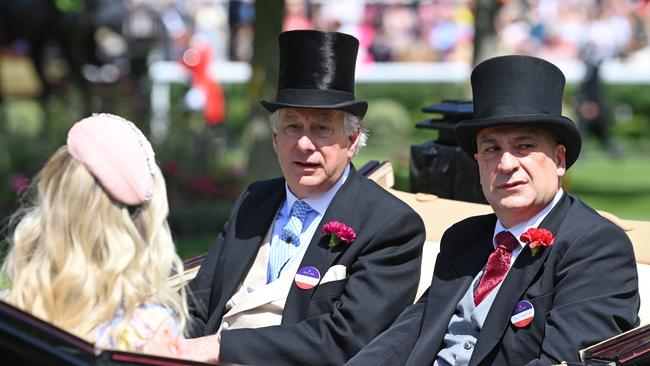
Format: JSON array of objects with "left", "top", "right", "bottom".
[{"left": 66, "top": 113, "right": 156, "bottom": 206}]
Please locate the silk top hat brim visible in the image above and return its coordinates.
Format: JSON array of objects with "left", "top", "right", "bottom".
[
  {"left": 260, "top": 89, "right": 368, "bottom": 118},
  {"left": 455, "top": 55, "right": 582, "bottom": 168},
  {"left": 260, "top": 30, "right": 368, "bottom": 119},
  {"left": 456, "top": 114, "right": 581, "bottom": 168}
]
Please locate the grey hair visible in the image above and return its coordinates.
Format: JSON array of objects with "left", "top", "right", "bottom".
[{"left": 269, "top": 110, "right": 368, "bottom": 156}]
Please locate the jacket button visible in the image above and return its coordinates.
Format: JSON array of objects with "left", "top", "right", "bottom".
[{"left": 463, "top": 341, "right": 473, "bottom": 350}]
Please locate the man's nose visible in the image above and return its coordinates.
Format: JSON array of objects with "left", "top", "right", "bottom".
[
  {"left": 297, "top": 134, "right": 316, "bottom": 151},
  {"left": 497, "top": 150, "right": 519, "bottom": 172}
]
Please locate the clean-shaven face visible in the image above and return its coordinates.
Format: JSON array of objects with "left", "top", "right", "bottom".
[
  {"left": 474, "top": 126, "right": 567, "bottom": 227},
  {"left": 273, "top": 108, "right": 360, "bottom": 198}
]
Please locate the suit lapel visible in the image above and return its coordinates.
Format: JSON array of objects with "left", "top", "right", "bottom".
[
  {"left": 206, "top": 184, "right": 285, "bottom": 330},
  {"left": 470, "top": 194, "right": 571, "bottom": 365},
  {"left": 408, "top": 220, "right": 494, "bottom": 365},
  {"left": 282, "top": 166, "right": 363, "bottom": 324}
]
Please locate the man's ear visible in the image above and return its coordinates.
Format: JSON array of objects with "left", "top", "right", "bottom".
[
  {"left": 272, "top": 131, "right": 278, "bottom": 154},
  {"left": 346, "top": 129, "right": 361, "bottom": 159},
  {"left": 555, "top": 144, "right": 567, "bottom": 177}
]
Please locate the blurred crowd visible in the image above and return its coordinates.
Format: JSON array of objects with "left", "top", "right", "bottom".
[
  {"left": 282, "top": 0, "right": 475, "bottom": 63},
  {"left": 284, "top": 0, "right": 649, "bottom": 65},
  {"left": 142, "top": 0, "right": 475, "bottom": 64},
  {"left": 116, "top": 0, "right": 650, "bottom": 65},
  {"left": 2, "top": 0, "right": 649, "bottom": 121},
  {"left": 494, "top": 0, "right": 649, "bottom": 64},
  {"left": 6, "top": 0, "right": 647, "bottom": 76}
]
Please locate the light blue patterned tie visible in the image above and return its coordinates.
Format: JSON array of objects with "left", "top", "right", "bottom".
[
  {"left": 268, "top": 200, "right": 312, "bottom": 282},
  {"left": 281, "top": 200, "right": 311, "bottom": 245}
]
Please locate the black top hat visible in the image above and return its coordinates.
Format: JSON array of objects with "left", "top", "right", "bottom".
[
  {"left": 260, "top": 30, "right": 368, "bottom": 119},
  {"left": 455, "top": 55, "right": 581, "bottom": 168}
]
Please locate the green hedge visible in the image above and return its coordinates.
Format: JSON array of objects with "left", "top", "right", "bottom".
[{"left": 2, "top": 81, "right": 650, "bottom": 235}]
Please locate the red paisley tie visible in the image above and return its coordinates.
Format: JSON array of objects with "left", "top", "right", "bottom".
[{"left": 474, "top": 231, "right": 519, "bottom": 306}]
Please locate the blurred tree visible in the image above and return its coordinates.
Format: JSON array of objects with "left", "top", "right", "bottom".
[
  {"left": 472, "top": 0, "right": 503, "bottom": 66},
  {"left": 244, "top": 0, "right": 284, "bottom": 183}
]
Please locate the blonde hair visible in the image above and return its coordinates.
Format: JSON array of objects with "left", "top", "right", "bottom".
[{"left": 1, "top": 146, "right": 187, "bottom": 342}]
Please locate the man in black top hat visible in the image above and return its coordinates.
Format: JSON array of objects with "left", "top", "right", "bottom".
[
  {"left": 346, "top": 55, "right": 639, "bottom": 366},
  {"left": 183, "top": 30, "right": 425, "bottom": 365}
]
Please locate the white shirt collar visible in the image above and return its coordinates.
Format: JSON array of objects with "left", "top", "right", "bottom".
[
  {"left": 494, "top": 188, "right": 564, "bottom": 249},
  {"left": 284, "top": 164, "right": 350, "bottom": 215}
]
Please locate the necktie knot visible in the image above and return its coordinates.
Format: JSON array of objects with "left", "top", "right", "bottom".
[
  {"left": 281, "top": 200, "right": 312, "bottom": 245},
  {"left": 268, "top": 200, "right": 313, "bottom": 282},
  {"left": 495, "top": 231, "right": 518, "bottom": 252},
  {"left": 290, "top": 200, "right": 311, "bottom": 221}
]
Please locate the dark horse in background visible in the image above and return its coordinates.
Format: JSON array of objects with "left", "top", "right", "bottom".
[{"left": 0, "top": 0, "right": 101, "bottom": 117}]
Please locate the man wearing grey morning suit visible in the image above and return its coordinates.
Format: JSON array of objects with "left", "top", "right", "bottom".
[
  {"left": 347, "top": 55, "right": 639, "bottom": 366},
  {"left": 183, "top": 30, "right": 425, "bottom": 365}
]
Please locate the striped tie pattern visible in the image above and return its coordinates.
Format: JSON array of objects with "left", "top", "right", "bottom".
[
  {"left": 268, "top": 200, "right": 312, "bottom": 282},
  {"left": 281, "top": 200, "right": 312, "bottom": 245}
]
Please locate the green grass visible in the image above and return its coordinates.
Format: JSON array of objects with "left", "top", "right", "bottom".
[
  {"left": 355, "top": 143, "right": 650, "bottom": 221},
  {"left": 567, "top": 149, "right": 650, "bottom": 220}
]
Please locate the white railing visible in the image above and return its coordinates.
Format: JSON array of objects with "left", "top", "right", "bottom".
[{"left": 148, "top": 59, "right": 650, "bottom": 140}]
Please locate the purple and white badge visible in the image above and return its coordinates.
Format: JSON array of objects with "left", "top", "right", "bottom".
[
  {"left": 511, "top": 300, "right": 535, "bottom": 328},
  {"left": 295, "top": 266, "right": 321, "bottom": 290}
]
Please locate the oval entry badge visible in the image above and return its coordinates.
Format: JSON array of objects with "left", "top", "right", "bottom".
[
  {"left": 295, "top": 266, "right": 321, "bottom": 290},
  {"left": 511, "top": 300, "right": 535, "bottom": 328}
]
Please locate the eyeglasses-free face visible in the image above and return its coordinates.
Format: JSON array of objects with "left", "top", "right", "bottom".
[{"left": 474, "top": 126, "right": 566, "bottom": 227}]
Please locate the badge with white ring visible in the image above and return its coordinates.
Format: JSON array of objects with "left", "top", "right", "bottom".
[
  {"left": 511, "top": 300, "right": 534, "bottom": 328},
  {"left": 295, "top": 266, "right": 321, "bottom": 290}
]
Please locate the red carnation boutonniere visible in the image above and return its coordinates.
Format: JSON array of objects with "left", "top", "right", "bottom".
[
  {"left": 520, "top": 227, "right": 555, "bottom": 257},
  {"left": 321, "top": 221, "right": 356, "bottom": 249}
]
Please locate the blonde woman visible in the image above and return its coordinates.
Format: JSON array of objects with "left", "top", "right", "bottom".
[{"left": 1, "top": 114, "right": 188, "bottom": 357}]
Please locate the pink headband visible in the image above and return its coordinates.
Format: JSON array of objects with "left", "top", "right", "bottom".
[{"left": 66, "top": 113, "right": 156, "bottom": 206}]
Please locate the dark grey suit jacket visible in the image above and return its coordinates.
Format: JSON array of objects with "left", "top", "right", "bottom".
[
  {"left": 186, "top": 166, "right": 425, "bottom": 365},
  {"left": 347, "top": 193, "right": 639, "bottom": 366}
]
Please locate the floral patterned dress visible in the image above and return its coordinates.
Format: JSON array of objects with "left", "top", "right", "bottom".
[{"left": 94, "top": 303, "right": 184, "bottom": 357}]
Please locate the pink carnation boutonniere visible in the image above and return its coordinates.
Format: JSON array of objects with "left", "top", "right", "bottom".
[
  {"left": 520, "top": 227, "right": 555, "bottom": 257},
  {"left": 321, "top": 221, "right": 356, "bottom": 249}
]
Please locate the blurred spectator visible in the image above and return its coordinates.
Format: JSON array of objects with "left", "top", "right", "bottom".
[
  {"left": 160, "top": 3, "right": 192, "bottom": 61},
  {"left": 427, "top": 0, "right": 474, "bottom": 61},
  {"left": 189, "top": 1, "right": 229, "bottom": 61},
  {"left": 228, "top": 0, "right": 255, "bottom": 61},
  {"left": 299, "top": 0, "right": 475, "bottom": 63},
  {"left": 357, "top": 4, "right": 379, "bottom": 63},
  {"left": 494, "top": 0, "right": 646, "bottom": 64},
  {"left": 575, "top": 43, "right": 624, "bottom": 157},
  {"left": 283, "top": 0, "right": 314, "bottom": 31},
  {"left": 380, "top": 4, "right": 419, "bottom": 61}
]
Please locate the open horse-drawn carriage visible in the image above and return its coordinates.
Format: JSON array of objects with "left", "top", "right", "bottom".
[{"left": 2, "top": 160, "right": 649, "bottom": 365}]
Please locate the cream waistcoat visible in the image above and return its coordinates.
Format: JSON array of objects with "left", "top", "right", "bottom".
[{"left": 218, "top": 223, "right": 311, "bottom": 332}]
